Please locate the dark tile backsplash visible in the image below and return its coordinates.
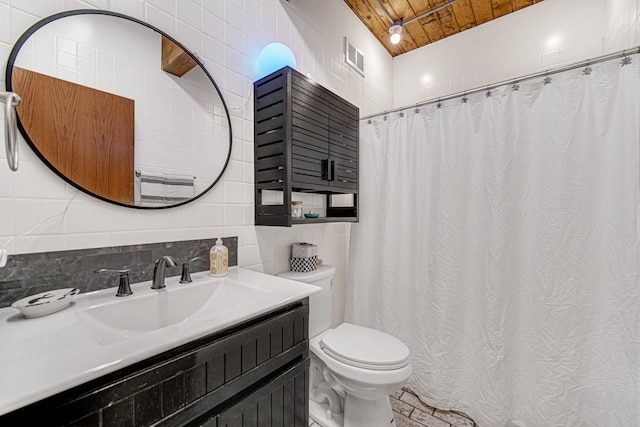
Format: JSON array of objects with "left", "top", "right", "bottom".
[{"left": 0, "top": 237, "right": 238, "bottom": 308}]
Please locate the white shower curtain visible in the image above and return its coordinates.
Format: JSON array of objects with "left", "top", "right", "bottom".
[{"left": 347, "top": 55, "right": 640, "bottom": 426}]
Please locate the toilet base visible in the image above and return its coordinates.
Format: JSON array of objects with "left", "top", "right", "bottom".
[
  {"left": 310, "top": 395, "right": 397, "bottom": 427},
  {"left": 344, "top": 394, "right": 397, "bottom": 427},
  {"left": 310, "top": 398, "right": 344, "bottom": 427}
]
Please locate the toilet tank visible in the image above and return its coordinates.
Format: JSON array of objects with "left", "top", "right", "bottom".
[{"left": 277, "top": 265, "right": 335, "bottom": 338}]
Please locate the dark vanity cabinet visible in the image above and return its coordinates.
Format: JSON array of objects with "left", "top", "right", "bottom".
[
  {"left": 0, "top": 301, "right": 310, "bottom": 427},
  {"left": 254, "top": 66, "right": 359, "bottom": 226}
]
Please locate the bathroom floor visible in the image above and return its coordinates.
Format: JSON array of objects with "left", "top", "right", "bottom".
[
  {"left": 390, "top": 388, "right": 477, "bottom": 427},
  {"left": 308, "top": 387, "right": 477, "bottom": 427}
]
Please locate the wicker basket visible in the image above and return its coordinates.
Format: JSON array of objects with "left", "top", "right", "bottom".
[{"left": 292, "top": 242, "right": 318, "bottom": 258}]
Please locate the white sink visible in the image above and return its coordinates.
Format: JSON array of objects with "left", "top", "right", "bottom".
[
  {"left": 0, "top": 267, "right": 321, "bottom": 416},
  {"left": 78, "top": 278, "right": 267, "bottom": 343}
]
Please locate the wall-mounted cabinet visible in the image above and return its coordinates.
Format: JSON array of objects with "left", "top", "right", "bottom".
[{"left": 254, "top": 66, "right": 359, "bottom": 226}]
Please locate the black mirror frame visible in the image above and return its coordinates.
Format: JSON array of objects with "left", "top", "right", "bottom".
[{"left": 5, "top": 9, "right": 233, "bottom": 210}]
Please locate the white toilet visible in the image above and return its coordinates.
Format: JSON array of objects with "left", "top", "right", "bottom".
[{"left": 278, "top": 265, "right": 411, "bottom": 427}]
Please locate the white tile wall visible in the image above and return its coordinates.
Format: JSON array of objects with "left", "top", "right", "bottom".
[
  {"left": 604, "top": 0, "right": 640, "bottom": 52},
  {"left": 391, "top": 0, "right": 640, "bottom": 108},
  {"left": 0, "top": 0, "right": 393, "bottom": 326}
]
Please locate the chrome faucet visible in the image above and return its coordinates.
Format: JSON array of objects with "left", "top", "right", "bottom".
[{"left": 151, "top": 256, "right": 177, "bottom": 290}]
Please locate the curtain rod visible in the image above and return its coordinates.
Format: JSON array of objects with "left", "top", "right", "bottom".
[{"left": 361, "top": 46, "right": 640, "bottom": 121}]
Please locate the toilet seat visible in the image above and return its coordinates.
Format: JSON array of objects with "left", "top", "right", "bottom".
[
  {"left": 319, "top": 323, "right": 410, "bottom": 371},
  {"left": 309, "top": 330, "right": 412, "bottom": 389}
]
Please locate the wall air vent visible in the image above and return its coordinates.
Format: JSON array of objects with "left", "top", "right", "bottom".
[{"left": 344, "top": 37, "right": 365, "bottom": 76}]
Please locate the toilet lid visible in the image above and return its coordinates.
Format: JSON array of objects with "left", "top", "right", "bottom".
[{"left": 319, "top": 323, "right": 410, "bottom": 371}]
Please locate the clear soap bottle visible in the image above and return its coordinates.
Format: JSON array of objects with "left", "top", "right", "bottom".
[{"left": 210, "top": 238, "right": 229, "bottom": 277}]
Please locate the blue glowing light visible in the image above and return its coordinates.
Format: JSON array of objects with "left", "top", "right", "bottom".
[{"left": 256, "top": 43, "right": 297, "bottom": 79}]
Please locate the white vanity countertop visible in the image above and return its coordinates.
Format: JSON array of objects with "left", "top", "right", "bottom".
[{"left": 0, "top": 267, "right": 320, "bottom": 416}]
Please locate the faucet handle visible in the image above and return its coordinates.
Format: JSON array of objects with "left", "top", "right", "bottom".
[
  {"left": 95, "top": 268, "right": 132, "bottom": 297},
  {"left": 179, "top": 256, "right": 200, "bottom": 284}
]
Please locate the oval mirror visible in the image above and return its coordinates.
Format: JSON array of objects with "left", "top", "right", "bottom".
[{"left": 5, "top": 10, "right": 232, "bottom": 208}]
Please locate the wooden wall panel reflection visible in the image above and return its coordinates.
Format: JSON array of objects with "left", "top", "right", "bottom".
[{"left": 13, "top": 67, "right": 134, "bottom": 205}]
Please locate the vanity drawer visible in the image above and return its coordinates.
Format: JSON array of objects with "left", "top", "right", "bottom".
[{"left": 0, "top": 301, "right": 309, "bottom": 427}]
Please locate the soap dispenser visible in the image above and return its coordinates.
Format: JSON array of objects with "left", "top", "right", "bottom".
[{"left": 210, "top": 238, "right": 229, "bottom": 277}]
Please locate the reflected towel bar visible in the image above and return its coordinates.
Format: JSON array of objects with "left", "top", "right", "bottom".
[
  {"left": 135, "top": 169, "right": 196, "bottom": 180},
  {"left": 0, "top": 91, "right": 22, "bottom": 171}
]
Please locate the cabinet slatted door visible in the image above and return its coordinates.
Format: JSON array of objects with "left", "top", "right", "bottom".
[
  {"left": 291, "top": 73, "right": 330, "bottom": 188},
  {"left": 329, "top": 92, "right": 358, "bottom": 191},
  {"left": 215, "top": 360, "right": 310, "bottom": 427},
  {"left": 254, "top": 66, "right": 359, "bottom": 226}
]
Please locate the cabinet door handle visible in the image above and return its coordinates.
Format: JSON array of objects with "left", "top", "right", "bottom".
[{"left": 322, "top": 159, "right": 329, "bottom": 181}]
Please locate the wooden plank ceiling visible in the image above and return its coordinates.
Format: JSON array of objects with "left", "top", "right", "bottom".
[{"left": 343, "top": 0, "right": 544, "bottom": 57}]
